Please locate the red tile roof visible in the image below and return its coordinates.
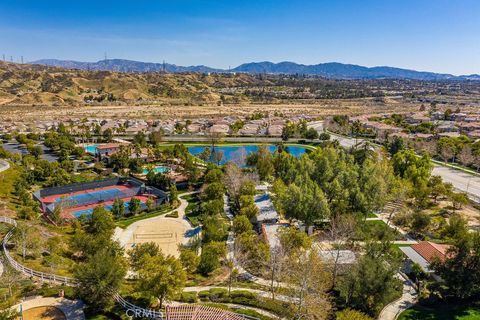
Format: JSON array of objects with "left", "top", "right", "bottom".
[
  {"left": 411, "top": 241, "right": 451, "bottom": 263},
  {"left": 165, "top": 305, "right": 249, "bottom": 320}
]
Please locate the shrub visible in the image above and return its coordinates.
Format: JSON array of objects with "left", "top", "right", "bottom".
[
  {"left": 180, "top": 291, "right": 197, "bottom": 303},
  {"left": 166, "top": 211, "right": 179, "bottom": 218}
]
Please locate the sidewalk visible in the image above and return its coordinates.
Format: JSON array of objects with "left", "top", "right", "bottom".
[{"left": 378, "top": 275, "right": 417, "bottom": 320}]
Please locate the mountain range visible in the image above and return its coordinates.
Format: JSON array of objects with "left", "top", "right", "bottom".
[{"left": 31, "top": 59, "right": 480, "bottom": 81}]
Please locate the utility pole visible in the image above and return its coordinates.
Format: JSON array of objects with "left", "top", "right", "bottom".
[
  {"left": 21, "top": 56, "right": 24, "bottom": 64},
  {"left": 104, "top": 52, "right": 107, "bottom": 61},
  {"left": 10, "top": 56, "right": 13, "bottom": 62},
  {"left": 2, "top": 54, "right": 5, "bottom": 61}
]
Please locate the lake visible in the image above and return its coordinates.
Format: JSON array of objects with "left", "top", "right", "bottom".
[{"left": 187, "top": 144, "right": 309, "bottom": 166}]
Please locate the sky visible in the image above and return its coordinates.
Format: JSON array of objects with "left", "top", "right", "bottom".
[{"left": 0, "top": 0, "right": 479, "bottom": 75}]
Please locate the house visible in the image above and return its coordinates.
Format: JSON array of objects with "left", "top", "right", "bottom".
[
  {"left": 267, "top": 124, "right": 284, "bottom": 137},
  {"left": 467, "top": 130, "right": 480, "bottom": 139},
  {"left": 437, "top": 132, "right": 461, "bottom": 138},
  {"left": 363, "top": 121, "right": 402, "bottom": 139},
  {"left": 400, "top": 241, "right": 451, "bottom": 280},
  {"left": 209, "top": 124, "right": 230, "bottom": 135},
  {"left": 430, "top": 111, "right": 444, "bottom": 121},
  {"left": 437, "top": 124, "right": 459, "bottom": 133},
  {"left": 406, "top": 113, "right": 430, "bottom": 124},
  {"left": 253, "top": 193, "right": 279, "bottom": 227}
]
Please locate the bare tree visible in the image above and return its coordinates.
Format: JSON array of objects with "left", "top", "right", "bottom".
[
  {"left": 324, "top": 215, "right": 356, "bottom": 289},
  {"left": 1, "top": 264, "right": 19, "bottom": 297},
  {"left": 265, "top": 245, "right": 288, "bottom": 301},
  {"left": 457, "top": 146, "right": 474, "bottom": 167},
  {"left": 287, "top": 251, "right": 332, "bottom": 320}
]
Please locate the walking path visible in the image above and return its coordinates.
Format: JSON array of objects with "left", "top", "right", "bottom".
[
  {"left": 13, "top": 296, "right": 85, "bottom": 320},
  {"left": 378, "top": 274, "right": 418, "bottom": 320},
  {"left": 0, "top": 159, "right": 10, "bottom": 173}
]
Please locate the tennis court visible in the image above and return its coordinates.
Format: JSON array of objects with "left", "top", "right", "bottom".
[
  {"left": 65, "top": 195, "right": 153, "bottom": 218},
  {"left": 41, "top": 185, "right": 134, "bottom": 204}
]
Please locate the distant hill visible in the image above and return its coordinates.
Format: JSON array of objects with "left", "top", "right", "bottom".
[
  {"left": 31, "top": 59, "right": 480, "bottom": 81},
  {"left": 31, "top": 59, "right": 221, "bottom": 74}
]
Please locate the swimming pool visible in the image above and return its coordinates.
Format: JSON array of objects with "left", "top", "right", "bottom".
[
  {"left": 142, "top": 166, "right": 171, "bottom": 175},
  {"left": 187, "top": 144, "right": 309, "bottom": 166},
  {"left": 84, "top": 145, "right": 98, "bottom": 153}
]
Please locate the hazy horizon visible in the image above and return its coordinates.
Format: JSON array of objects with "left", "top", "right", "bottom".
[{"left": 1, "top": 0, "right": 480, "bottom": 75}]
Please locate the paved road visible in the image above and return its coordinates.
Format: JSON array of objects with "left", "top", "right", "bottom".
[{"left": 307, "top": 121, "right": 480, "bottom": 202}]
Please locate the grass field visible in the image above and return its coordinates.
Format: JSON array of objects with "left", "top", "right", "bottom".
[{"left": 398, "top": 303, "right": 480, "bottom": 320}]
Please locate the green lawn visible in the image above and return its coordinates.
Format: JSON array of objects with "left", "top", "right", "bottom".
[
  {"left": 115, "top": 205, "right": 173, "bottom": 229},
  {"left": 398, "top": 303, "right": 480, "bottom": 320},
  {"left": 184, "top": 193, "right": 201, "bottom": 226}
]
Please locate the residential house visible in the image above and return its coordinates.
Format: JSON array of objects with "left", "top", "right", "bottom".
[{"left": 400, "top": 241, "right": 451, "bottom": 280}]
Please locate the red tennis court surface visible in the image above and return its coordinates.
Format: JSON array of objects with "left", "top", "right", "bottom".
[{"left": 41, "top": 185, "right": 132, "bottom": 203}]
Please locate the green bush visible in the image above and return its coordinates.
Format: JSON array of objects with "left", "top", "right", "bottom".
[
  {"left": 180, "top": 291, "right": 197, "bottom": 303},
  {"left": 207, "top": 288, "right": 229, "bottom": 302},
  {"left": 166, "top": 211, "right": 179, "bottom": 218}
]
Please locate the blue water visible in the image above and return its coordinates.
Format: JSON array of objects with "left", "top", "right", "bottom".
[
  {"left": 55, "top": 188, "right": 130, "bottom": 205},
  {"left": 84, "top": 145, "right": 98, "bottom": 153},
  {"left": 72, "top": 200, "right": 147, "bottom": 218},
  {"left": 187, "top": 145, "right": 308, "bottom": 166},
  {"left": 142, "top": 166, "right": 171, "bottom": 175}
]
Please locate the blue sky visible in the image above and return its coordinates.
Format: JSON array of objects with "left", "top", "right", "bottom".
[{"left": 0, "top": 0, "right": 479, "bottom": 74}]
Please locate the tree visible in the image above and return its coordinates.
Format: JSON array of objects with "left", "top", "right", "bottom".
[
  {"left": 202, "top": 182, "right": 225, "bottom": 201},
  {"left": 149, "top": 128, "right": 164, "bottom": 145},
  {"left": 137, "top": 253, "right": 186, "bottom": 309},
  {"left": 256, "top": 145, "right": 274, "bottom": 180},
  {"left": 75, "top": 244, "right": 127, "bottom": 311},
  {"left": 111, "top": 198, "right": 125, "bottom": 218},
  {"left": 102, "top": 128, "right": 113, "bottom": 142},
  {"left": 319, "top": 132, "right": 330, "bottom": 141},
  {"left": 13, "top": 222, "right": 42, "bottom": 261},
  {"left": 441, "top": 214, "right": 468, "bottom": 240},
  {"left": 324, "top": 215, "right": 356, "bottom": 289},
  {"left": 387, "top": 136, "right": 404, "bottom": 156},
  {"left": 128, "top": 197, "right": 142, "bottom": 215},
  {"left": 432, "top": 232, "right": 480, "bottom": 299},
  {"left": 337, "top": 309, "right": 372, "bottom": 320},
  {"left": 287, "top": 251, "right": 331, "bottom": 320},
  {"left": 133, "top": 131, "right": 147, "bottom": 147},
  {"left": 304, "top": 127, "right": 319, "bottom": 140},
  {"left": 198, "top": 241, "right": 227, "bottom": 275},
  {"left": 450, "top": 192, "right": 469, "bottom": 211},
  {"left": 410, "top": 211, "right": 431, "bottom": 236},
  {"left": 128, "top": 242, "right": 161, "bottom": 271},
  {"left": 179, "top": 248, "right": 200, "bottom": 274},
  {"left": 233, "top": 215, "right": 253, "bottom": 235},
  {"left": 89, "top": 206, "right": 116, "bottom": 237},
  {"left": 169, "top": 184, "right": 178, "bottom": 204},
  {"left": 339, "top": 242, "right": 401, "bottom": 316}
]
